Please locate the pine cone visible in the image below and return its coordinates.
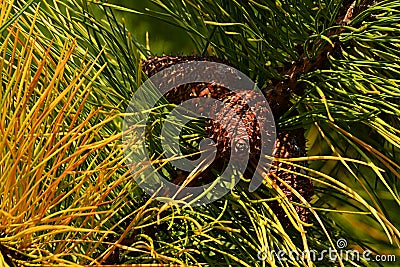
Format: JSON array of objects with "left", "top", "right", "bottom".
[{"left": 142, "top": 55, "right": 313, "bottom": 225}]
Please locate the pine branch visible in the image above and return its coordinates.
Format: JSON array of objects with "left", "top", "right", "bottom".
[{"left": 265, "top": 0, "right": 379, "bottom": 119}]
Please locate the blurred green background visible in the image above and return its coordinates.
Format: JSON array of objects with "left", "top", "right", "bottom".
[{"left": 109, "top": 0, "right": 194, "bottom": 55}]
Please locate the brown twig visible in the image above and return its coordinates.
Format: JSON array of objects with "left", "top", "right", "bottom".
[{"left": 264, "top": 0, "right": 378, "bottom": 119}]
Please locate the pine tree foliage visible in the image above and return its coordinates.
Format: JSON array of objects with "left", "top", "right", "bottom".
[{"left": 0, "top": 0, "right": 399, "bottom": 266}]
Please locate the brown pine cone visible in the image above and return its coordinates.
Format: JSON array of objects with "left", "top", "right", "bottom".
[{"left": 142, "top": 55, "right": 313, "bottom": 225}]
